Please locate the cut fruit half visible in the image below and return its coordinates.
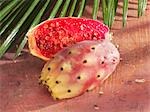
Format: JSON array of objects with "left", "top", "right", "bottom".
[{"left": 27, "top": 17, "right": 109, "bottom": 61}]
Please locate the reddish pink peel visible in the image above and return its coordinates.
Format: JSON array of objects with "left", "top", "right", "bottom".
[
  {"left": 40, "top": 40, "right": 120, "bottom": 99},
  {"left": 27, "top": 17, "right": 109, "bottom": 60}
]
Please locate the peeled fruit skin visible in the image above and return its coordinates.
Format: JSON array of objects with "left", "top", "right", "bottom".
[
  {"left": 40, "top": 40, "right": 120, "bottom": 100},
  {"left": 27, "top": 17, "right": 109, "bottom": 61}
]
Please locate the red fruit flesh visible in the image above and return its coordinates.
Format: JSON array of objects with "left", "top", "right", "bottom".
[{"left": 27, "top": 17, "right": 109, "bottom": 60}]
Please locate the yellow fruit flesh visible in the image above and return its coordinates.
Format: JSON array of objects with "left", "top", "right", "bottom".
[{"left": 52, "top": 83, "right": 83, "bottom": 99}]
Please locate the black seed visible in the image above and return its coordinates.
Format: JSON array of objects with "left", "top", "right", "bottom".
[
  {"left": 97, "top": 75, "right": 100, "bottom": 78},
  {"left": 101, "top": 61, "right": 104, "bottom": 64},
  {"left": 112, "top": 59, "right": 116, "bottom": 64},
  {"left": 45, "top": 80, "right": 47, "bottom": 83},
  {"left": 91, "top": 47, "right": 95, "bottom": 50},
  {"left": 83, "top": 60, "right": 87, "bottom": 63},
  {"left": 39, "top": 76, "right": 41, "bottom": 78},
  {"left": 68, "top": 51, "right": 71, "bottom": 54},
  {"left": 67, "top": 89, "right": 71, "bottom": 93},
  {"left": 52, "top": 56, "right": 55, "bottom": 59},
  {"left": 86, "top": 90, "right": 89, "bottom": 92},
  {"left": 94, "top": 104, "right": 98, "bottom": 107},
  {"left": 48, "top": 67, "right": 51, "bottom": 71},
  {"left": 77, "top": 76, "right": 81, "bottom": 79},
  {"left": 60, "top": 67, "right": 63, "bottom": 71},
  {"left": 56, "top": 81, "right": 59, "bottom": 84},
  {"left": 56, "top": 98, "right": 59, "bottom": 100}
]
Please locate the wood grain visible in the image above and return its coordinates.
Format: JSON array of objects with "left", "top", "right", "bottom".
[{"left": 0, "top": 1, "right": 150, "bottom": 112}]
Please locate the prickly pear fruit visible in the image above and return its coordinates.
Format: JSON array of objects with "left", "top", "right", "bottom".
[
  {"left": 27, "top": 17, "right": 109, "bottom": 60},
  {"left": 40, "top": 40, "right": 120, "bottom": 99}
]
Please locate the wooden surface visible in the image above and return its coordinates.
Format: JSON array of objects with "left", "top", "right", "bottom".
[{"left": 0, "top": 1, "right": 150, "bottom": 112}]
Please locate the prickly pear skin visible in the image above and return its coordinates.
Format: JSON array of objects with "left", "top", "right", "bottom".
[
  {"left": 39, "top": 40, "right": 120, "bottom": 100},
  {"left": 27, "top": 17, "right": 109, "bottom": 60}
]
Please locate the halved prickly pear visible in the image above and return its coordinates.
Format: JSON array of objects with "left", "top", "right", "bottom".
[
  {"left": 40, "top": 40, "right": 120, "bottom": 99},
  {"left": 27, "top": 17, "right": 109, "bottom": 60}
]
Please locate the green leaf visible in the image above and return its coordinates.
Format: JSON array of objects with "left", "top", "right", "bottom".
[
  {"left": 0, "top": 0, "right": 20, "bottom": 21},
  {"left": 0, "top": 0, "right": 12, "bottom": 11},
  {"left": 143, "top": 0, "right": 147, "bottom": 12},
  {"left": 78, "top": 0, "right": 86, "bottom": 17},
  {"left": 14, "top": 0, "right": 51, "bottom": 59},
  {"left": 14, "top": 36, "right": 28, "bottom": 59},
  {"left": 0, "top": 0, "right": 25, "bottom": 32},
  {"left": 123, "top": 0, "right": 128, "bottom": 27},
  {"left": 49, "top": 0, "right": 63, "bottom": 19},
  {"left": 92, "top": 0, "right": 100, "bottom": 19},
  {"left": 0, "top": 1, "right": 32, "bottom": 37},
  {"left": 138, "top": 0, "right": 147, "bottom": 17},
  {"left": 0, "top": 0, "right": 40, "bottom": 58},
  {"left": 114, "top": 0, "right": 118, "bottom": 15},
  {"left": 69, "top": 0, "right": 77, "bottom": 16},
  {"left": 102, "top": 0, "right": 118, "bottom": 27},
  {"left": 102, "top": 0, "right": 108, "bottom": 24},
  {"left": 138, "top": 0, "right": 142, "bottom": 17},
  {"left": 107, "top": 0, "right": 115, "bottom": 27},
  {"left": 31, "top": 0, "right": 51, "bottom": 28},
  {"left": 141, "top": 0, "right": 147, "bottom": 16},
  {"left": 0, "top": 9, "right": 21, "bottom": 37},
  {"left": 60, "top": 0, "right": 71, "bottom": 17}
]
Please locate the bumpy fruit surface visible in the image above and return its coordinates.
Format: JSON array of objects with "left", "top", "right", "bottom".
[
  {"left": 27, "top": 17, "right": 109, "bottom": 60},
  {"left": 40, "top": 40, "right": 120, "bottom": 99}
]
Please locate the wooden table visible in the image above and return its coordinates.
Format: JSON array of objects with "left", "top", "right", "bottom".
[{"left": 0, "top": 1, "right": 150, "bottom": 112}]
